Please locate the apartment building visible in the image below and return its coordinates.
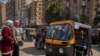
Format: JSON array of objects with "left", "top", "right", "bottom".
[
  {"left": 92, "top": 0, "right": 100, "bottom": 17},
  {"left": 7, "top": 0, "right": 99, "bottom": 26},
  {"left": 25, "top": 0, "right": 36, "bottom": 27},
  {"left": 46, "top": 0, "right": 98, "bottom": 24},
  {"left": 34, "top": 0, "right": 45, "bottom": 25},
  {"left": 0, "top": 3, "right": 2, "bottom": 26},
  {"left": 8, "top": 0, "right": 27, "bottom": 27},
  {"left": 15, "top": 0, "right": 27, "bottom": 27},
  {"left": 0, "top": 2, "right": 7, "bottom": 27},
  {"left": 7, "top": 0, "right": 15, "bottom": 20}
]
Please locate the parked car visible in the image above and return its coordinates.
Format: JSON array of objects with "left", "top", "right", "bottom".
[
  {"left": 25, "top": 28, "right": 37, "bottom": 41},
  {"left": 18, "top": 28, "right": 26, "bottom": 41}
]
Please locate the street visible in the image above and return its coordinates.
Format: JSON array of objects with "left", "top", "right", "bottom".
[
  {"left": 0, "top": 0, "right": 99, "bottom": 56},
  {"left": 19, "top": 40, "right": 100, "bottom": 56},
  {"left": 92, "top": 45, "right": 100, "bottom": 56},
  {"left": 19, "top": 40, "right": 45, "bottom": 56},
  {"left": 0, "top": 40, "right": 100, "bottom": 56}
]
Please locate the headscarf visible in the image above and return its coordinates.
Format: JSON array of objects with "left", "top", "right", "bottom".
[{"left": 5, "top": 20, "right": 14, "bottom": 28}]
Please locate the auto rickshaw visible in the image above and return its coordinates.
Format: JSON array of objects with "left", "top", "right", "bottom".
[
  {"left": 44, "top": 20, "right": 92, "bottom": 56},
  {"left": 74, "top": 22, "right": 92, "bottom": 56},
  {"left": 44, "top": 20, "right": 75, "bottom": 56}
]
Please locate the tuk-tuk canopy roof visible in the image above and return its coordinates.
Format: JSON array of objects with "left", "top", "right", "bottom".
[
  {"left": 98, "top": 28, "right": 100, "bottom": 30},
  {"left": 75, "top": 22, "right": 91, "bottom": 29}
]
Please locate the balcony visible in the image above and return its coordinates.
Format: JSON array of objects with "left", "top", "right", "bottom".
[{"left": 82, "top": 1, "right": 86, "bottom": 7}]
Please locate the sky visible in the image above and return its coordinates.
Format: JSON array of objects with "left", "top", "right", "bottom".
[{"left": 0, "top": 0, "right": 8, "bottom": 2}]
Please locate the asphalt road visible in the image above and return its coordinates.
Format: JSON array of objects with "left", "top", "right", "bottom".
[
  {"left": 19, "top": 40, "right": 45, "bottom": 56},
  {"left": 92, "top": 45, "right": 100, "bottom": 56},
  {"left": 0, "top": 40, "right": 100, "bottom": 56},
  {"left": 20, "top": 41, "right": 100, "bottom": 56}
]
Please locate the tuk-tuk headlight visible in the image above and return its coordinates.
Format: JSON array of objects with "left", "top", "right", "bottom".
[
  {"left": 66, "top": 45, "right": 71, "bottom": 47},
  {"left": 83, "top": 46, "right": 87, "bottom": 49},
  {"left": 59, "top": 48, "right": 63, "bottom": 53},
  {"left": 44, "top": 45, "right": 47, "bottom": 49}
]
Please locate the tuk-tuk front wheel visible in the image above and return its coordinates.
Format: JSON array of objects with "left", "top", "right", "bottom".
[{"left": 46, "top": 54, "right": 51, "bottom": 56}]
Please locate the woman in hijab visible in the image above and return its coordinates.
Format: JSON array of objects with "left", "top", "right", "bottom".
[{"left": 1, "top": 20, "right": 14, "bottom": 56}]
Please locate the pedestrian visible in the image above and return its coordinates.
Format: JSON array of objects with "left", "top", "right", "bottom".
[
  {"left": 1, "top": 20, "right": 15, "bottom": 56},
  {"left": 12, "top": 26, "right": 19, "bottom": 56},
  {"left": 35, "top": 30, "right": 41, "bottom": 49},
  {"left": 36, "top": 29, "right": 46, "bottom": 50},
  {"left": 40, "top": 29, "right": 46, "bottom": 49},
  {"left": 86, "top": 29, "right": 93, "bottom": 56}
]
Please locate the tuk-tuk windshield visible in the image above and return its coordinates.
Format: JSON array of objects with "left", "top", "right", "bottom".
[{"left": 46, "top": 24, "right": 72, "bottom": 40}]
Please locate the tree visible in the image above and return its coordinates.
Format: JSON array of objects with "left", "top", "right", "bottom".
[
  {"left": 45, "top": 2, "right": 62, "bottom": 24},
  {"left": 73, "top": 16, "right": 80, "bottom": 22},
  {"left": 93, "top": 15, "right": 100, "bottom": 26},
  {"left": 80, "top": 14, "right": 89, "bottom": 24}
]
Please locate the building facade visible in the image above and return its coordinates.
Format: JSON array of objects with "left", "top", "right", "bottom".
[
  {"left": 0, "top": 2, "right": 7, "bottom": 27},
  {"left": 15, "top": 0, "right": 27, "bottom": 27},
  {"left": 44, "top": 0, "right": 97, "bottom": 25},
  {"left": 0, "top": 3, "right": 2, "bottom": 26},
  {"left": 8, "top": 0, "right": 27, "bottom": 27},
  {"left": 92, "top": 0, "right": 100, "bottom": 21},
  {"left": 7, "top": 0, "right": 99, "bottom": 26},
  {"left": 7, "top": 0, "right": 15, "bottom": 20},
  {"left": 25, "top": 0, "right": 36, "bottom": 27},
  {"left": 32, "top": 0, "right": 45, "bottom": 25},
  {"left": 24, "top": 0, "right": 46, "bottom": 26}
]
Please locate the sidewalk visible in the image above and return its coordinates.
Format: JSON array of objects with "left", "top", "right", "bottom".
[
  {"left": 0, "top": 51, "right": 1, "bottom": 56},
  {"left": 92, "top": 45, "right": 100, "bottom": 56}
]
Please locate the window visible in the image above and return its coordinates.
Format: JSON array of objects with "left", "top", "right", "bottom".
[
  {"left": 47, "top": 24, "right": 72, "bottom": 40},
  {"left": 97, "top": 4, "right": 100, "bottom": 7},
  {"left": 87, "top": 0, "right": 90, "bottom": 1},
  {"left": 87, "top": 8, "right": 90, "bottom": 14},
  {"left": 39, "top": 3, "right": 42, "bottom": 6},
  {"left": 66, "top": 1, "right": 69, "bottom": 6},
  {"left": 82, "top": 0, "right": 86, "bottom": 6},
  {"left": 87, "top": 11, "right": 90, "bottom": 14},
  {"left": 96, "top": 11, "right": 100, "bottom": 15},
  {"left": 74, "top": 8, "right": 77, "bottom": 13},
  {"left": 39, "top": 8, "right": 41, "bottom": 10},
  {"left": 39, "top": 12, "right": 41, "bottom": 15},
  {"left": 66, "top": 0, "right": 69, "bottom": 2},
  {"left": 74, "top": 0, "right": 77, "bottom": 3},
  {"left": 38, "top": 17, "right": 41, "bottom": 20}
]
